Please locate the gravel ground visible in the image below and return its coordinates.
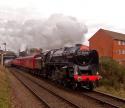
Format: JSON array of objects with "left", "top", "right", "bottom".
[{"left": 7, "top": 70, "right": 46, "bottom": 108}]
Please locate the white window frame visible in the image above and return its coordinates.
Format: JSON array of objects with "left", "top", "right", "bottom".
[{"left": 118, "top": 40, "right": 122, "bottom": 45}]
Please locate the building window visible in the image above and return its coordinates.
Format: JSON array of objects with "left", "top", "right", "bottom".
[
  {"left": 117, "top": 50, "right": 125, "bottom": 54},
  {"left": 118, "top": 40, "right": 122, "bottom": 45},
  {"left": 118, "top": 40, "right": 125, "bottom": 45},
  {"left": 123, "top": 41, "right": 125, "bottom": 45},
  {"left": 123, "top": 50, "right": 125, "bottom": 54},
  {"left": 118, "top": 50, "right": 122, "bottom": 54},
  {"left": 122, "top": 50, "right": 124, "bottom": 54}
]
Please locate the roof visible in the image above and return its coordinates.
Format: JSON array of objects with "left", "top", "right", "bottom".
[
  {"left": 96, "top": 29, "right": 125, "bottom": 41},
  {"left": 89, "top": 29, "right": 125, "bottom": 41},
  {"left": 17, "top": 54, "right": 41, "bottom": 59}
]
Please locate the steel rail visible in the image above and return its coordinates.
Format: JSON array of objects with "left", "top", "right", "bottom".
[
  {"left": 82, "top": 90, "right": 125, "bottom": 108},
  {"left": 11, "top": 69, "right": 81, "bottom": 108},
  {"left": 11, "top": 70, "right": 51, "bottom": 108}
]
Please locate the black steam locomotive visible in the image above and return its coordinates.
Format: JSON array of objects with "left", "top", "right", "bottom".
[
  {"left": 12, "top": 44, "right": 101, "bottom": 90},
  {"left": 42, "top": 44, "right": 100, "bottom": 90}
]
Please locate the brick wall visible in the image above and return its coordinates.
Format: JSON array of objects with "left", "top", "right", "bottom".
[
  {"left": 89, "top": 29, "right": 113, "bottom": 58},
  {"left": 112, "top": 40, "right": 125, "bottom": 60}
]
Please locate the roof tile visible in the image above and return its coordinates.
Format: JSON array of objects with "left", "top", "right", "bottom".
[{"left": 101, "top": 29, "right": 125, "bottom": 40}]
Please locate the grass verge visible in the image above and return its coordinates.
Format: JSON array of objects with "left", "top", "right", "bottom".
[
  {"left": 96, "top": 86, "right": 125, "bottom": 99},
  {"left": 96, "top": 86, "right": 125, "bottom": 108},
  {"left": 0, "top": 66, "right": 10, "bottom": 108}
]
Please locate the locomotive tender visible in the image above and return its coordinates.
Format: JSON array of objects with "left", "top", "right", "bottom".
[{"left": 12, "top": 44, "right": 101, "bottom": 90}]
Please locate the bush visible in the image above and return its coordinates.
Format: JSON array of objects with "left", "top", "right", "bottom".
[{"left": 99, "top": 57, "right": 125, "bottom": 90}]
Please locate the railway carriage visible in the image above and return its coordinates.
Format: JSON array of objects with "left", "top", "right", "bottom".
[
  {"left": 12, "top": 54, "right": 42, "bottom": 74},
  {"left": 11, "top": 58, "right": 21, "bottom": 67}
]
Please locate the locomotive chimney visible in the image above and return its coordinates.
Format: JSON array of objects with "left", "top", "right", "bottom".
[{"left": 75, "top": 44, "right": 83, "bottom": 46}]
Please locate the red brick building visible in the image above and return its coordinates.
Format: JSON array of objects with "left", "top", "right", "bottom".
[{"left": 89, "top": 29, "right": 125, "bottom": 64}]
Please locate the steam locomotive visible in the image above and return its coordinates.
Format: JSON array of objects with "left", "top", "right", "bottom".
[{"left": 11, "top": 44, "right": 101, "bottom": 90}]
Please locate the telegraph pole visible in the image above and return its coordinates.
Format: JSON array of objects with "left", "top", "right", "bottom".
[
  {"left": 3, "top": 43, "right": 6, "bottom": 51},
  {"left": 1, "top": 53, "right": 3, "bottom": 66},
  {"left": 1, "top": 43, "right": 7, "bottom": 66}
]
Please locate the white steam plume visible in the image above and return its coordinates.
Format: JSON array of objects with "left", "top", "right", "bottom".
[{"left": 0, "top": 14, "right": 87, "bottom": 51}]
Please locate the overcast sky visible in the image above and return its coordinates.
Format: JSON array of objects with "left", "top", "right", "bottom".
[{"left": 0, "top": 0, "right": 125, "bottom": 46}]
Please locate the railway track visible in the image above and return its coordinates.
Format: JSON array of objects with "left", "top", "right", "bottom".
[
  {"left": 82, "top": 90, "right": 125, "bottom": 108},
  {"left": 10, "top": 69, "right": 81, "bottom": 108},
  {"left": 10, "top": 68, "right": 125, "bottom": 108}
]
